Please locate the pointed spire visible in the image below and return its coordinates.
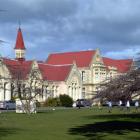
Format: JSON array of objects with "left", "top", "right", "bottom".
[{"left": 14, "top": 27, "right": 26, "bottom": 50}]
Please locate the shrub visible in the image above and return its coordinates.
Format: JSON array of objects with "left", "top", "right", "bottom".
[
  {"left": 59, "top": 94, "right": 73, "bottom": 107},
  {"left": 44, "top": 97, "right": 61, "bottom": 107}
]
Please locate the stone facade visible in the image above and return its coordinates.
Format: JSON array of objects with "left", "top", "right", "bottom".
[
  {"left": 0, "top": 27, "right": 133, "bottom": 102},
  {"left": 47, "top": 49, "right": 133, "bottom": 99},
  {"left": 79, "top": 49, "right": 118, "bottom": 99}
]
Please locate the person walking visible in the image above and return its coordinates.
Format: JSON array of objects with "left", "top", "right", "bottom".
[
  {"left": 77, "top": 99, "right": 81, "bottom": 109},
  {"left": 108, "top": 101, "right": 112, "bottom": 113},
  {"left": 98, "top": 101, "right": 101, "bottom": 110},
  {"left": 126, "top": 100, "right": 130, "bottom": 112},
  {"left": 135, "top": 100, "right": 139, "bottom": 112},
  {"left": 118, "top": 100, "right": 123, "bottom": 110}
]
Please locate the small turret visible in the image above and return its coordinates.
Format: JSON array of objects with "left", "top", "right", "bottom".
[{"left": 14, "top": 27, "right": 26, "bottom": 61}]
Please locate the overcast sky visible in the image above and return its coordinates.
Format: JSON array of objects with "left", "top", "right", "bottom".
[{"left": 0, "top": 0, "right": 140, "bottom": 60}]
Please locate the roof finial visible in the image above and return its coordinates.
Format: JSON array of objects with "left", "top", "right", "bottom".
[{"left": 18, "top": 20, "right": 21, "bottom": 29}]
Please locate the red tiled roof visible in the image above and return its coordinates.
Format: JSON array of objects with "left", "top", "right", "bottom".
[
  {"left": 14, "top": 28, "right": 26, "bottom": 50},
  {"left": 46, "top": 50, "right": 96, "bottom": 68},
  {"left": 103, "top": 57, "right": 133, "bottom": 73},
  {"left": 38, "top": 63, "right": 72, "bottom": 81},
  {"left": 3, "top": 58, "right": 32, "bottom": 80}
]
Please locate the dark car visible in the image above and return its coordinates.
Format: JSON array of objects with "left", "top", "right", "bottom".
[
  {"left": 0, "top": 100, "right": 16, "bottom": 110},
  {"left": 102, "top": 101, "right": 119, "bottom": 106},
  {"left": 76, "top": 99, "right": 92, "bottom": 107}
]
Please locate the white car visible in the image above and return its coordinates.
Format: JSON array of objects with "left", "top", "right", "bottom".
[{"left": 0, "top": 101, "right": 16, "bottom": 110}]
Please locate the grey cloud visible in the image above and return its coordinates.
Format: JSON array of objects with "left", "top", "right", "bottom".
[
  {"left": 0, "top": 0, "right": 140, "bottom": 60},
  {"left": 0, "top": 0, "right": 77, "bottom": 23}
]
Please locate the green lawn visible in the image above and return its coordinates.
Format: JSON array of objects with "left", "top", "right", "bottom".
[{"left": 0, "top": 107, "right": 140, "bottom": 140}]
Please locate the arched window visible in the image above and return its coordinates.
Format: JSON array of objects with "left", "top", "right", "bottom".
[{"left": 82, "top": 71, "right": 86, "bottom": 81}]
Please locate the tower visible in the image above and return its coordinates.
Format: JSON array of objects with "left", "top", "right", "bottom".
[{"left": 14, "top": 27, "right": 26, "bottom": 61}]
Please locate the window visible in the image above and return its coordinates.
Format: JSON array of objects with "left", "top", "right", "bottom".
[
  {"left": 21, "top": 52, "right": 24, "bottom": 57},
  {"left": 82, "top": 87, "right": 85, "bottom": 98},
  {"left": 81, "top": 71, "right": 86, "bottom": 81},
  {"left": 16, "top": 52, "right": 20, "bottom": 58}
]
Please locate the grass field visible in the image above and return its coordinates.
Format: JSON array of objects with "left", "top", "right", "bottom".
[{"left": 0, "top": 107, "right": 140, "bottom": 140}]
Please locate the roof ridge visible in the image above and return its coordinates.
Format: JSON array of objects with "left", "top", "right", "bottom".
[
  {"left": 39, "top": 63, "right": 73, "bottom": 67},
  {"left": 49, "top": 50, "right": 96, "bottom": 55},
  {"left": 103, "top": 57, "right": 132, "bottom": 61},
  {"left": 3, "top": 57, "right": 18, "bottom": 61},
  {"left": 3, "top": 58, "right": 33, "bottom": 63}
]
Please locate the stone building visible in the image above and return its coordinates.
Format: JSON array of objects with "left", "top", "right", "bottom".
[
  {"left": 46, "top": 49, "right": 133, "bottom": 99},
  {"left": 38, "top": 63, "right": 82, "bottom": 100},
  {"left": 0, "top": 27, "right": 82, "bottom": 102},
  {"left": 0, "top": 27, "right": 133, "bottom": 102}
]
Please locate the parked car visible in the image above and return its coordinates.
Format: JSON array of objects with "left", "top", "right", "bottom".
[
  {"left": 0, "top": 100, "right": 16, "bottom": 110},
  {"left": 102, "top": 101, "right": 119, "bottom": 106},
  {"left": 76, "top": 99, "right": 92, "bottom": 107}
]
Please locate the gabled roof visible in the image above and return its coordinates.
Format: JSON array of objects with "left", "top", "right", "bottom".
[
  {"left": 38, "top": 63, "right": 72, "bottom": 81},
  {"left": 103, "top": 57, "right": 133, "bottom": 73},
  {"left": 3, "top": 58, "right": 32, "bottom": 80},
  {"left": 46, "top": 50, "right": 96, "bottom": 68},
  {"left": 14, "top": 28, "right": 26, "bottom": 50}
]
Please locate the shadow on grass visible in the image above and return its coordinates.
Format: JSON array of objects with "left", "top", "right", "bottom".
[
  {"left": 69, "top": 121, "right": 140, "bottom": 140},
  {"left": 85, "top": 113, "right": 140, "bottom": 120},
  {"left": 69, "top": 114, "right": 140, "bottom": 139},
  {"left": 0, "top": 127, "right": 19, "bottom": 139},
  {"left": 37, "top": 110, "right": 55, "bottom": 114}
]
